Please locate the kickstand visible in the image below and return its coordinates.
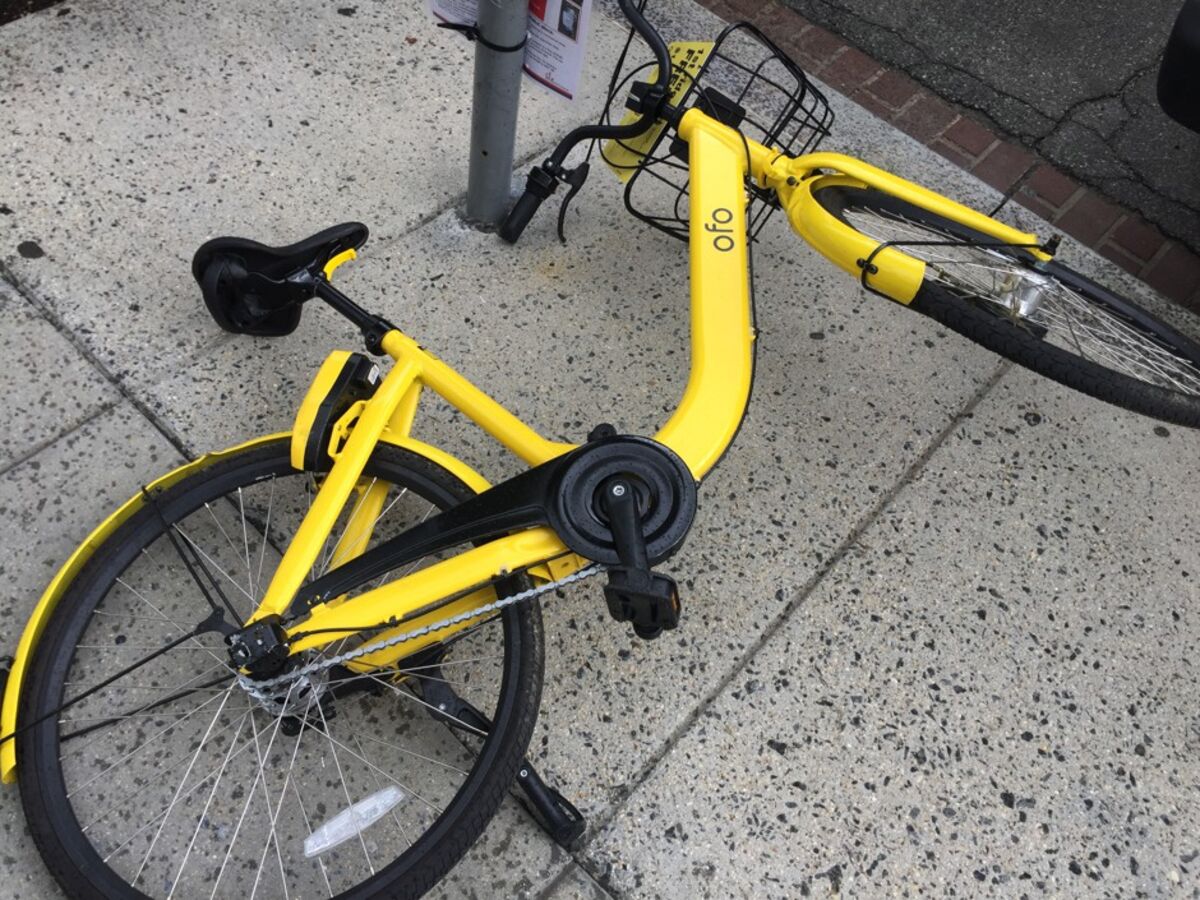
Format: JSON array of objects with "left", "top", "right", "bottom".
[{"left": 418, "top": 669, "right": 587, "bottom": 850}]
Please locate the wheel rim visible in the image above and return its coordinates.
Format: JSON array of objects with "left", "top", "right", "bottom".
[
  {"left": 33, "top": 450, "right": 525, "bottom": 898},
  {"left": 844, "top": 207, "right": 1200, "bottom": 399}
]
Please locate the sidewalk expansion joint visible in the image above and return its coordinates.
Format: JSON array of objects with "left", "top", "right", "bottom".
[
  {"left": 0, "top": 261, "right": 194, "bottom": 465},
  {"left": 539, "top": 859, "right": 619, "bottom": 900},
  {"left": 0, "top": 135, "right": 572, "bottom": 468},
  {"left": 537, "top": 360, "right": 1013, "bottom": 897},
  {"left": 0, "top": 398, "right": 121, "bottom": 481}
]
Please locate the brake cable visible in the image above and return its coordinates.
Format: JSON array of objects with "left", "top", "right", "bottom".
[{"left": 556, "top": 0, "right": 650, "bottom": 243}]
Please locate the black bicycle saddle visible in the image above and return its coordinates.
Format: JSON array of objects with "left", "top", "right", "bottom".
[{"left": 193, "top": 222, "right": 368, "bottom": 336}]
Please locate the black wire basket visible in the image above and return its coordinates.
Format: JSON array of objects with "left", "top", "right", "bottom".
[{"left": 615, "top": 21, "right": 834, "bottom": 243}]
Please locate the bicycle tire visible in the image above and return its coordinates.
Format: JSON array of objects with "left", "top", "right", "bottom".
[
  {"left": 17, "top": 438, "right": 544, "bottom": 899},
  {"left": 813, "top": 185, "right": 1200, "bottom": 427}
]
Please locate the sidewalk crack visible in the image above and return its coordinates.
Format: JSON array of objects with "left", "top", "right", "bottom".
[
  {"left": 797, "top": 0, "right": 1055, "bottom": 139},
  {"left": 537, "top": 360, "right": 1011, "bottom": 894},
  {"left": 0, "top": 261, "right": 195, "bottom": 462}
]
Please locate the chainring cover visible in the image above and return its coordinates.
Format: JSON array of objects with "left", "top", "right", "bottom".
[{"left": 547, "top": 436, "right": 697, "bottom": 566}]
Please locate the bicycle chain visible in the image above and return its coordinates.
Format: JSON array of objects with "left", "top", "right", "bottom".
[{"left": 237, "top": 563, "right": 607, "bottom": 701}]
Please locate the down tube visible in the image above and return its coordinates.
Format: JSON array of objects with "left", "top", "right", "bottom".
[{"left": 653, "top": 114, "right": 755, "bottom": 481}]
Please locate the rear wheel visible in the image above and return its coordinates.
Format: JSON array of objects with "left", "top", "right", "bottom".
[
  {"left": 815, "top": 185, "right": 1200, "bottom": 427},
  {"left": 18, "top": 439, "right": 543, "bottom": 899}
]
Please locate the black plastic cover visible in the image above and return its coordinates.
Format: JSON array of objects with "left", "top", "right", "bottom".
[
  {"left": 1159, "top": 0, "right": 1200, "bottom": 133},
  {"left": 303, "top": 352, "right": 380, "bottom": 471}
]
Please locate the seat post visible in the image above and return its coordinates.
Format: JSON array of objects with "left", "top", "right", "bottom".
[{"left": 314, "top": 281, "right": 397, "bottom": 355}]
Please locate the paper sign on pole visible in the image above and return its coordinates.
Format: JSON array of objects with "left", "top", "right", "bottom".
[
  {"left": 523, "top": 0, "right": 591, "bottom": 99},
  {"left": 429, "top": 0, "right": 593, "bottom": 101}
]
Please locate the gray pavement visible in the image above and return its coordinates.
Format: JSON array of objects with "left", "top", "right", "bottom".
[
  {"left": 780, "top": 0, "right": 1200, "bottom": 256},
  {"left": 2, "top": 0, "right": 1200, "bottom": 898}
]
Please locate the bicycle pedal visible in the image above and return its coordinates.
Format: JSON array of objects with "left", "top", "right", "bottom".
[{"left": 603, "top": 566, "right": 681, "bottom": 637}]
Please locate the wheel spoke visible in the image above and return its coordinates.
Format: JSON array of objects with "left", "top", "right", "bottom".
[
  {"left": 255, "top": 476, "right": 277, "bottom": 596},
  {"left": 209, "top": 683, "right": 298, "bottom": 898},
  {"left": 165, "top": 709, "right": 252, "bottom": 898},
  {"left": 99, "top": 725, "right": 264, "bottom": 861},
  {"left": 175, "top": 525, "right": 259, "bottom": 607},
  {"left": 310, "top": 721, "right": 446, "bottom": 818},
  {"left": 65, "top": 679, "right": 233, "bottom": 788},
  {"left": 81, "top": 710, "right": 256, "bottom": 835},
  {"left": 113, "top": 577, "right": 228, "bottom": 667},
  {"left": 355, "top": 734, "right": 416, "bottom": 849},
  {"left": 133, "top": 686, "right": 235, "bottom": 886},
  {"left": 238, "top": 488, "right": 255, "bottom": 602},
  {"left": 250, "top": 698, "right": 316, "bottom": 900},
  {"left": 35, "top": 447, "right": 530, "bottom": 899}
]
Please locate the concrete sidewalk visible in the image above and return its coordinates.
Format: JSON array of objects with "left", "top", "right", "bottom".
[{"left": 2, "top": 0, "right": 1199, "bottom": 897}]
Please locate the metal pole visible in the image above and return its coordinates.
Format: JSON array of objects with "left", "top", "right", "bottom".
[{"left": 465, "top": 0, "right": 527, "bottom": 228}]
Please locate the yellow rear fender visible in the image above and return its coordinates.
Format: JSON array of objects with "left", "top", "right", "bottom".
[
  {"left": 0, "top": 430, "right": 494, "bottom": 784},
  {"left": 0, "top": 433, "right": 290, "bottom": 783}
]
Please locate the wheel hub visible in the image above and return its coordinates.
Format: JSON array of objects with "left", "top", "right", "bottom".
[
  {"left": 244, "top": 662, "right": 330, "bottom": 717},
  {"left": 1003, "top": 271, "right": 1051, "bottom": 319}
]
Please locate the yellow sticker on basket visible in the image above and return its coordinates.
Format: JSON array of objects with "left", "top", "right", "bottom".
[{"left": 602, "top": 41, "right": 714, "bottom": 184}]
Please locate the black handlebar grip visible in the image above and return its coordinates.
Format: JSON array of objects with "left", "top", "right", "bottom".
[
  {"left": 499, "top": 165, "right": 560, "bottom": 244},
  {"left": 499, "top": 189, "right": 545, "bottom": 244}
]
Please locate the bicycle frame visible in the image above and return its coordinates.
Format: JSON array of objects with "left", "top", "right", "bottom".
[
  {"left": 0, "top": 107, "right": 1054, "bottom": 782},
  {"left": 258, "top": 110, "right": 1051, "bottom": 650},
  {"left": 251, "top": 108, "right": 760, "bottom": 658},
  {"left": 268, "top": 112, "right": 1054, "bottom": 643}
]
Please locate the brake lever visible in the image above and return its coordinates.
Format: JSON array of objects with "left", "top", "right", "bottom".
[{"left": 556, "top": 162, "right": 591, "bottom": 244}]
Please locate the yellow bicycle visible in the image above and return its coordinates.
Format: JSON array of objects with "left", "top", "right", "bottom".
[{"left": 4, "top": 3, "right": 1200, "bottom": 898}]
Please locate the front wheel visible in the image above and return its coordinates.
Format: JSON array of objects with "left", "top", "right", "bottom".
[
  {"left": 814, "top": 185, "right": 1200, "bottom": 427},
  {"left": 18, "top": 438, "right": 544, "bottom": 899}
]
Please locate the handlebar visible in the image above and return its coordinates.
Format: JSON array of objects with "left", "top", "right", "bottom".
[
  {"left": 542, "top": 0, "right": 672, "bottom": 170},
  {"left": 499, "top": 0, "right": 672, "bottom": 244},
  {"left": 497, "top": 186, "right": 546, "bottom": 243}
]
